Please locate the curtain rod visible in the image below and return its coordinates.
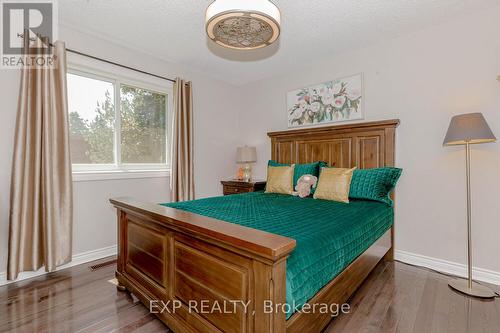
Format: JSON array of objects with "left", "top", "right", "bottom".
[
  {"left": 19, "top": 33, "right": 177, "bottom": 83},
  {"left": 66, "top": 47, "right": 177, "bottom": 83},
  {"left": 66, "top": 48, "right": 175, "bottom": 82}
]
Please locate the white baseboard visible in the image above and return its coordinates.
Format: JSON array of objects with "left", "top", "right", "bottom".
[
  {"left": 395, "top": 250, "right": 500, "bottom": 286},
  {"left": 0, "top": 245, "right": 117, "bottom": 286},
  {"left": 2, "top": 246, "right": 498, "bottom": 288}
]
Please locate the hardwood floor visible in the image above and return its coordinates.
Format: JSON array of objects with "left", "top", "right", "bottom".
[{"left": 0, "top": 258, "right": 499, "bottom": 333}]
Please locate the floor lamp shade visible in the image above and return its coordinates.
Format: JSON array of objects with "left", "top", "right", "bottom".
[
  {"left": 443, "top": 112, "right": 496, "bottom": 298},
  {"left": 443, "top": 113, "right": 496, "bottom": 146}
]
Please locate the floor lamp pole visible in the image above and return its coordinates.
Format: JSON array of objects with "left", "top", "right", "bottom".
[
  {"left": 448, "top": 141, "right": 496, "bottom": 298},
  {"left": 465, "top": 141, "right": 472, "bottom": 289}
]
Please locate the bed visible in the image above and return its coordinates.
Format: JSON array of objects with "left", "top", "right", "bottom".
[
  {"left": 162, "top": 192, "right": 394, "bottom": 320},
  {"left": 111, "top": 119, "right": 399, "bottom": 333}
]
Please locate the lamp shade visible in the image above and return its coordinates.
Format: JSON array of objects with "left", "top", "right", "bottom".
[
  {"left": 443, "top": 113, "right": 496, "bottom": 146},
  {"left": 236, "top": 146, "right": 257, "bottom": 163}
]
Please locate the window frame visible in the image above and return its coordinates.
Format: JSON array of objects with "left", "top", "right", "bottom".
[{"left": 67, "top": 63, "right": 173, "bottom": 180}]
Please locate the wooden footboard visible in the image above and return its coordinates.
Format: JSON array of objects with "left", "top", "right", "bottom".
[
  {"left": 111, "top": 197, "right": 296, "bottom": 333},
  {"left": 111, "top": 197, "right": 392, "bottom": 333}
]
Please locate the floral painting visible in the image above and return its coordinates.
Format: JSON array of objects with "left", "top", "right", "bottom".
[{"left": 287, "top": 74, "right": 363, "bottom": 127}]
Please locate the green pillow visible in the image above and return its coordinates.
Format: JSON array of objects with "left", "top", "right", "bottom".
[
  {"left": 348, "top": 167, "right": 402, "bottom": 206},
  {"left": 268, "top": 160, "right": 326, "bottom": 191}
]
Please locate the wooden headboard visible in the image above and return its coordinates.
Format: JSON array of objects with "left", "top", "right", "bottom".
[{"left": 267, "top": 119, "right": 399, "bottom": 169}]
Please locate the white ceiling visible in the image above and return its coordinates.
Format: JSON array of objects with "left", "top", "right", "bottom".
[{"left": 59, "top": 0, "right": 498, "bottom": 86}]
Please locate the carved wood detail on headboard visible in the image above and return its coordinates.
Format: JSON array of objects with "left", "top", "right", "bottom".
[{"left": 267, "top": 119, "right": 400, "bottom": 169}]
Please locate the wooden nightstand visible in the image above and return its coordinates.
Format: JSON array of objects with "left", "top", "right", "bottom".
[{"left": 221, "top": 180, "right": 266, "bottom": 196}]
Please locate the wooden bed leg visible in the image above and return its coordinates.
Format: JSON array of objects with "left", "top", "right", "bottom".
[
  {"left": 383, "top": 247, "right": 394, "bottom": 261},
  {"left": 384, "top": 227, "right": 395, "bottom": 261},
  {"left": 116, "top": 283, "right": 128, "bottom": 292},
  {"left": 253, "top": 259, "right": 287, "bottom": 333},
  {"left": 115, "top": 274, "right": 128, "bottom": 292}
]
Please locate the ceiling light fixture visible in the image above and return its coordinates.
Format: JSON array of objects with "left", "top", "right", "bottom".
[{"left": 205, "top": 0, "right": 281, "bottom": 50}]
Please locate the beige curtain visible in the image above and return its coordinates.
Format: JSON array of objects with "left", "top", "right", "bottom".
[
  {"left": 170, "top": 78, "right": 194, "bottom": 202},
  {"left": 7, "top": 41, "right": 73, "bottom": 280}
]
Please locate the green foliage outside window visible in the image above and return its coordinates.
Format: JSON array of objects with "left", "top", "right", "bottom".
[{"left": 69, "top": 84, "right": 167, "bottom": 165}]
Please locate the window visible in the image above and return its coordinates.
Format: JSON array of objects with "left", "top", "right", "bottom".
[
  {"left": 68, "top": 73, "right": 115, "bottom": 164},
  {"left": 120, "top": 85, "right": 167, "bottom": 164},
  {"left": 67, "top": 68, "right": 171, "bottom": 177}
]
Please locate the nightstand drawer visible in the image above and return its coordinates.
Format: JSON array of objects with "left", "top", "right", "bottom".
[
  {"left": 221, "top": 180, "right": 266, "bottom": 196},
  {"left": 223, "top": 185, "right": 251, "bottom": 195}
]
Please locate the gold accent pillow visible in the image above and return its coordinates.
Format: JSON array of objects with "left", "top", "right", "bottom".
[
  {"left": 313, "top": 167, "right": 357, "bottom": 203},
  {"left": 265, "top": 165, "right": 295, "bottom": 195}
]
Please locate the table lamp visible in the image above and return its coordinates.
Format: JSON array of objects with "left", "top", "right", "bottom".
[
  {"left": 236, "top": 146, "right": 257, "bottom": 182},
  {"left": 443, "top": 112, "right": 496, "bottom": 298}
]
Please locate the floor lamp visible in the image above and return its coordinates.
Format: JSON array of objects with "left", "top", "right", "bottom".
[{"left": 443, "top": 113, "right": 496, "bottom": 298}]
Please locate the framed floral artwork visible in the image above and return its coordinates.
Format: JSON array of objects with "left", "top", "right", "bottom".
[{"left": 287, "top": 73, "right": 363, "bottom": 127}]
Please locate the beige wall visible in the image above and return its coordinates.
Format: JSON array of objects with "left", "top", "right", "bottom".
[
  {"left": 237, "top": 6, "right": 500, "bottom": 275},
  {"left": 0, "top": 26, "right": 241, "bottom": 281}
]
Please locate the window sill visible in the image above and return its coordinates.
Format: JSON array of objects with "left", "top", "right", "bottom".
[{"left": 72, "top": 169, "right": 170, "bottom": 182}]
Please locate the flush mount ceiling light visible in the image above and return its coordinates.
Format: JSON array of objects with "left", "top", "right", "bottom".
[{"left": 205, "top": 0, "right": 281, "bottom": 50}]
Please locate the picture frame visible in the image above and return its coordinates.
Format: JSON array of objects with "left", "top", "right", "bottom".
[{"left": 287, "top": 73, "right": 364, "bottom": 128}]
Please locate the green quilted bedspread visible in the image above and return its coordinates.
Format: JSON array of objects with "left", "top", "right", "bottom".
[{"left": 162, "top": 192, "right": 393, "bottom": 318}]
